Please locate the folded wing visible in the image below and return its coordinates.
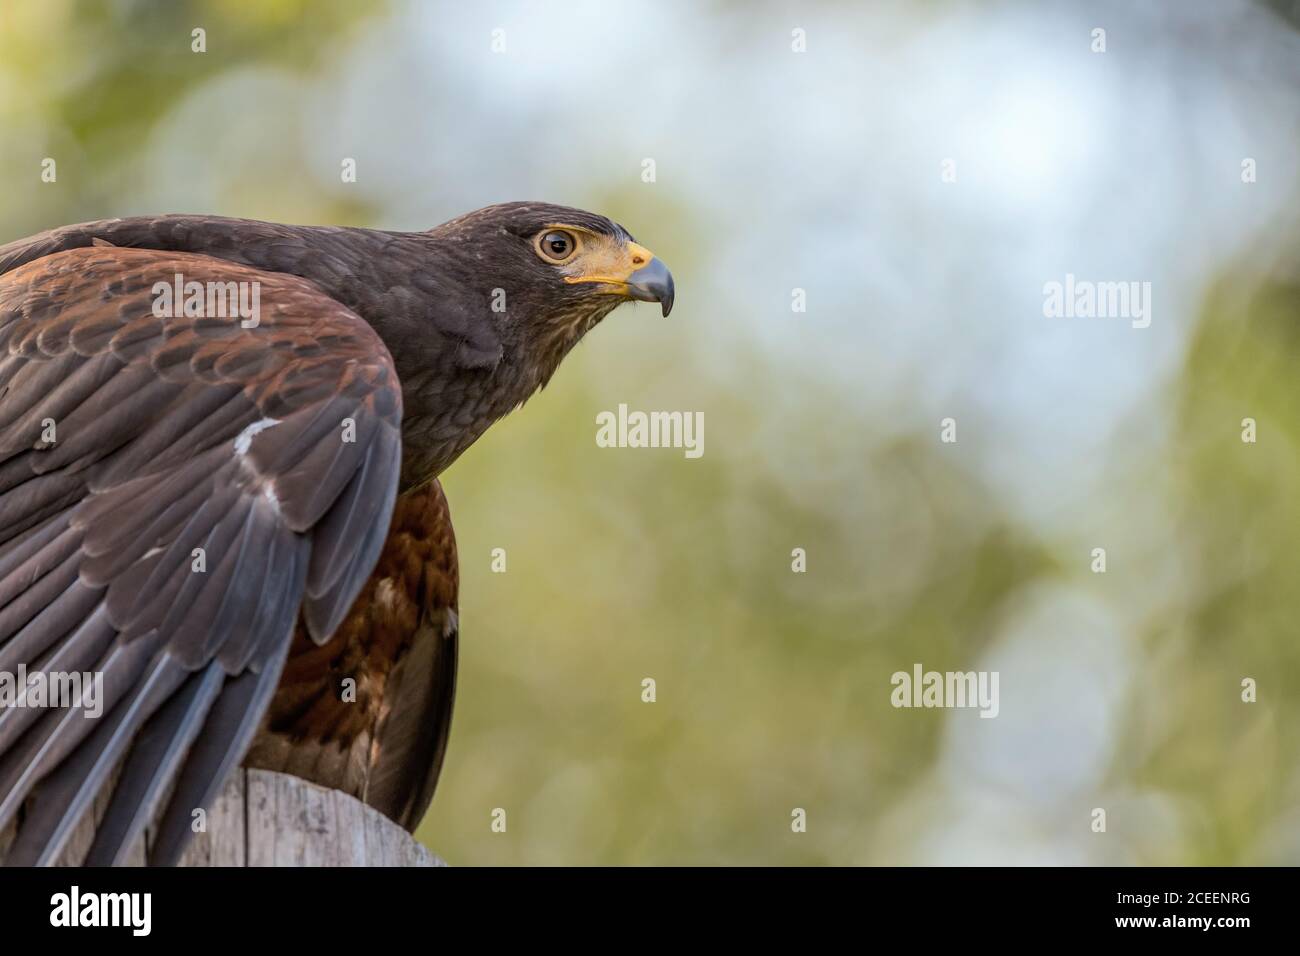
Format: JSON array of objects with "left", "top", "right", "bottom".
[{"left": 0, "top": 245, "right": 403, "bottom": 865}]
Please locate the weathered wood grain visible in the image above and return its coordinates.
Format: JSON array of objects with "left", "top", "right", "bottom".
[{"left": 2, "top": 769, "right": 444, "bottom": 866}]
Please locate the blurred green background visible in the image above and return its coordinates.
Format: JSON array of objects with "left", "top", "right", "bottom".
[{"left": 2, "top": 0, "right": 1298, "bottom": 865}]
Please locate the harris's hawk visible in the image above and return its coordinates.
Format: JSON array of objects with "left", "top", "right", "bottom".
[{"left": 0, "top": 204, "right": 673, "bottom": 865}]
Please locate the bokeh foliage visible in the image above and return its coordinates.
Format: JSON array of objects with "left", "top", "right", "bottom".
[{"left": 2, "top": 0, "right": 1297, "bottom": 865}]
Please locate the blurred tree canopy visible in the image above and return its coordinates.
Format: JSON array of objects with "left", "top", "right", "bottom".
[{"left": 2, "top": 0, "right": 1297, "bottom": 865}]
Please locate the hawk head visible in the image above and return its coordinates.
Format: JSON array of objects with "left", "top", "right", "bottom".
[{"left": 428, "top": 202, "right": 674, "bottom": 350}]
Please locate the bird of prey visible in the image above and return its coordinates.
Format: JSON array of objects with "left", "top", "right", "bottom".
[{"left": 0, "top": 204, "right": 674, "bottom": 865}]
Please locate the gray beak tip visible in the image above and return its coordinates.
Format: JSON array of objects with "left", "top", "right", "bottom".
[
  {"left": 627, "top": 258, "right": 675, "bottom": 317},
  {"left": 660, "top": 285, "right": 674, "bottom": 317}
]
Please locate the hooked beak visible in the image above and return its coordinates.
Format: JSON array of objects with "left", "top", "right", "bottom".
[
  {"left": 626, "top": 257, "right": 675, "bottom": 317},
  {"left": 561, "top": 237, "right": 677, "bottom": 316}
]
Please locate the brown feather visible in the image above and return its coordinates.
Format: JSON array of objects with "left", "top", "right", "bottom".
[
  {"left": 0, "top": 244, "right": 403, "bottom": 864},
  {"left": 0, "top": 203, "right": 660, "bottom": 863},
  {"left": 244, "top": 479, "right": 459, "bottom": 831}
]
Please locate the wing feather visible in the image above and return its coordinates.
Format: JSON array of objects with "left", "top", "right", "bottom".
[
  {"left": 0, "top": 243, "right": 404, "bottom": 865},
  {"left": 82, "top": 663, "right": 226, "bottom": 866}
]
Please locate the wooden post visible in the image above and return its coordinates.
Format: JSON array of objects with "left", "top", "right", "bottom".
[
  {"left": 177, "top": 768, "right": 447, "bottom": 867},
  {"left": 1, "top": 769, "right": 445, "bottom": 866}
]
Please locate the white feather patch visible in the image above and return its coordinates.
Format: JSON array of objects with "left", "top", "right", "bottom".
[{"left": 234, "top": 417, "right": 280, "bottom": 455}]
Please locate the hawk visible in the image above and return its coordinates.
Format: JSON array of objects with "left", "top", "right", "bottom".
[{"left": 0, "top": 204, "right": 674, "bottom": 865}]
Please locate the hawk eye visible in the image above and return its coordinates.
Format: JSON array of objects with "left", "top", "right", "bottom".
[{"left": 537, "top": 230, "right": 577, "bottom": 262}]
